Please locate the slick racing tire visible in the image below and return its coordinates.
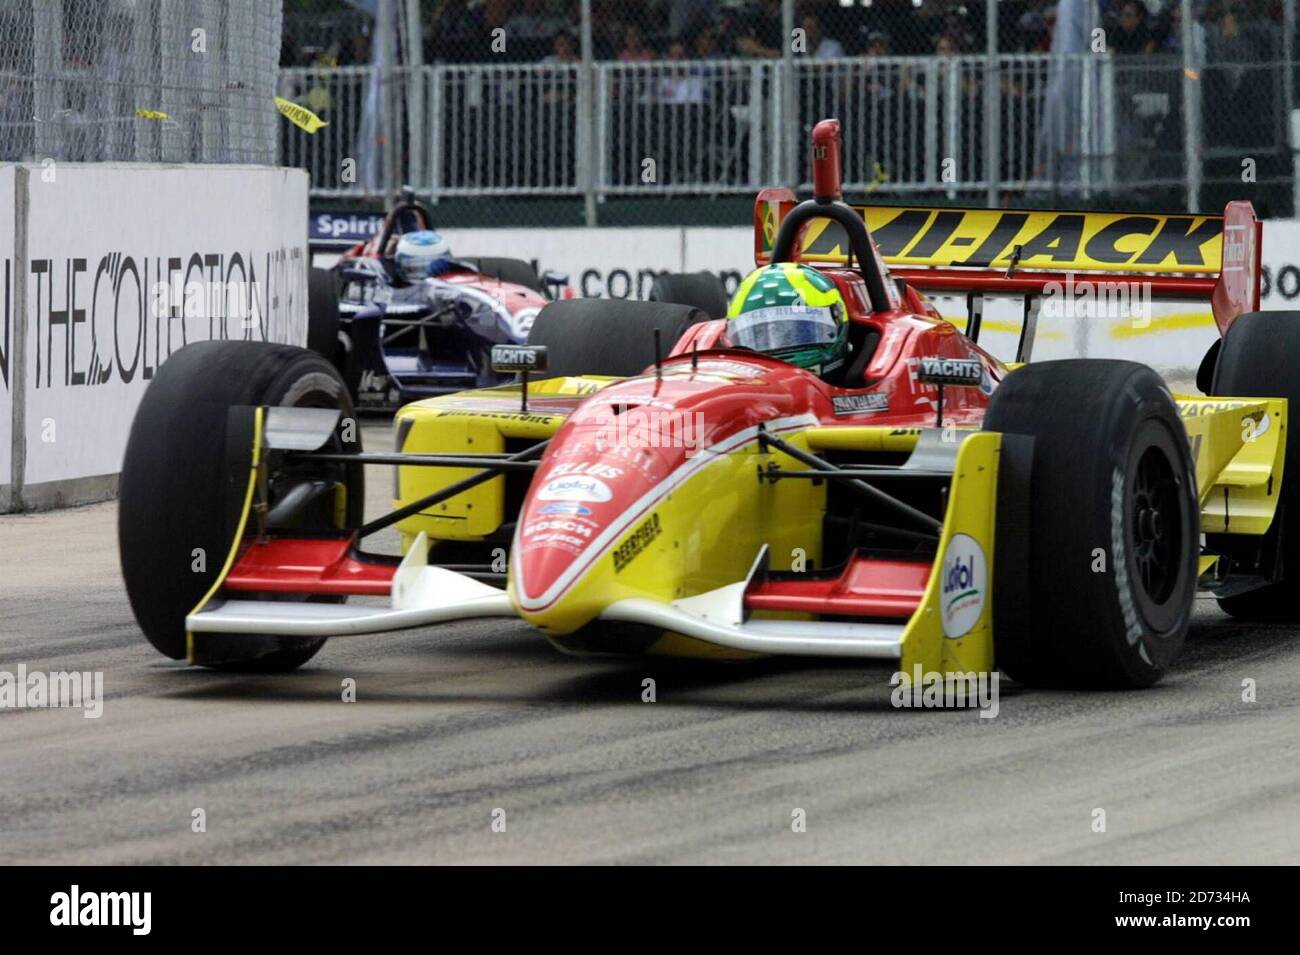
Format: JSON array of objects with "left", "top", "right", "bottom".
[
  {"left": 307, "top": 267, "right": 342, "bottom": 362},
  {"left": 526, "top": 299, "right": 711, "bottom": 378},
  {"left": 1210, "top": 312, "right": 1300, "bottom": 620},
  {"left": 464, "top": 257, "right": 544, "bottom": 294},
  {"left": 119, "top": 341, "right": 363, "bottom": 672},
  {"left": 648, "top": 271, "right": 729, "bottom": 319},
  {"left": 984, "top": 360, "right": 1198, "bottom": 688}
]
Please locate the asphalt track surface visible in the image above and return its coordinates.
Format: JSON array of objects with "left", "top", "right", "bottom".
[{"left": 1, "top": 423, "right": 1298, "bottom": 864}]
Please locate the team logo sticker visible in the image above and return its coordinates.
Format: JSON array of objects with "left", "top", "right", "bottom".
[
  {"left": 832, "top": 392, "right": 890, "bottom": 415},
  {"left": 612, "top": 513, "right": 661, "bottom": 573},
  {"left": 536, "top": 476, "right": 613, "bottom": 503},
  {"left": 940, "top": 533, "right": 986, "bottom": 639},
  {"left": 539, "top": 502, "right": 593, "bottom": 516}
]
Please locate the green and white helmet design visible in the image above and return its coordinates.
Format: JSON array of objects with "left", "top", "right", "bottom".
[{"left": 726, "top": 263, "right": 848, "bottom": 373}]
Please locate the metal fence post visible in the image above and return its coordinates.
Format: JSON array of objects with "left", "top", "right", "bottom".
[
  {"left": 782, "top": 0, "right": 795, "bottom": 185},
  {"left": 748, "top": 63, "right": 765, "bottom": 187},
  {"left": 1080, "top": 53, "right": 1093, "bottom": 200},
  {"left": 984, "top": 0, "right": 1000, "bottom": 206},
  {"left": 429, "top": 66, "right": 443, "bottom": 203},
  {"left": 32, "top": 0, "right": 63, "bottom": 162},
  {"left": 579, "top": 0, "right": 596, "bottom": 226},
  {"left": 1284, "top": 0, "right": 1298, "bottom": 216},
  {"left": 923, "top": 58, "right": 939, "bottom": 189},
  {"left": 945, "top": 60, "right": 959, "bottom": 200},
  {"left": 132, "top": 0, "right": 157, "bottom": 162},
  {"left": 1100, "top": 54, "right": 1116, "bottom": 192},
  {"left": 1181, "top": 0, "right": 1201, "bottom": 213},
  {"left": 404, "top": 0, "right": 425, "bottom": 197}
]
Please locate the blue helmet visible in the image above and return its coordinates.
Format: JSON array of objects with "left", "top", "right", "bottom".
[{"left": 395, "top": 229, "right": 452, "bottom": 281}]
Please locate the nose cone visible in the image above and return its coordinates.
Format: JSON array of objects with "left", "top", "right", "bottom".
[
  {"left": 511, "top": 417, "right": 676, "bottom": 630},
  {"left": 508, "top": 357, "right": 810, "bottom": 633}
]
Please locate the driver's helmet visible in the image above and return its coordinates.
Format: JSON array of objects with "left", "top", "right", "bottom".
[
  {"left": 726, "top": 262, "right": 848, "bottom": 374},
  {"left": 395, "top": 229, "right": 452, "bottom": 281}
]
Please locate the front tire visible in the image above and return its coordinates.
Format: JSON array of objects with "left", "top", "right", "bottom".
[
  {"left": 984, "top": 360, "right": 1198, "bottom": 688},
  {"left": 118, "top": 341, "right": 363, "bottom": 671}
]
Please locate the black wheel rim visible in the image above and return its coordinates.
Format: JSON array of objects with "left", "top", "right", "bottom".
[{"left": 1131, "top": 444, "right": 1183, "bottom": 606}]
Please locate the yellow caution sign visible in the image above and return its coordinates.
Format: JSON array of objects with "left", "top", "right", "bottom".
[{"left": 274, "top": 96, "right": 328, "bottom": 134}]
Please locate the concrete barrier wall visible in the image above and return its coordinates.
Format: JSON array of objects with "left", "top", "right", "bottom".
[
  {"left": 3, "top": 163, "right": 309, "bottom": 512},
  {"left": 0, "top": 166, "right": 14, "bottom": 507}
]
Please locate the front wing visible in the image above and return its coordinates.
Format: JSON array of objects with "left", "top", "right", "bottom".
[{"left": 185, "top": 396, "right": 1285, "bottom": 678}]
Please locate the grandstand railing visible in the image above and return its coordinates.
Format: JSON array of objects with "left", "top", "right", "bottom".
[{"left": 279, "top": 51, "right": 1290, "bottom": 203}]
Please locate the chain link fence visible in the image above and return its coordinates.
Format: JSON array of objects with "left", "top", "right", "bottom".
[
  {"left": 278, "top": 1, "right": 1300, "bottom": 223},
  {"left": 0, "top": 0, "right": 283, "bottom": 165},
  {"left": 8, "top": 1, "right": 1287, "bottom": 221}
]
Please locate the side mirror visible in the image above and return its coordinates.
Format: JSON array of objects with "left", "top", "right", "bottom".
[
  {"left": 491, "top": 344, "right": 549, "bottom": 413},
  {"left": 490, "top": 344, "right": 549, "bottom": 375},
  {"left": 915, "top": 357, "right": 983, "bottom": 387}
]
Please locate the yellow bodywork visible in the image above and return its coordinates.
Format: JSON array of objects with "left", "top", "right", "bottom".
[
  {"left": 511, "top": 427, "right": 828, "bottom": 655},
  {"left": 386, "top": 380, "right": 1287, "bottom": 670},
  {"left": 1174, "top": 395, "right": 1286, "bottom": 535},
  {"left": 896, "top": 432, "right": 1000, "bottom": 682},
  {"left": 392, "top": 376, "right": 616, "bottom": 550}
]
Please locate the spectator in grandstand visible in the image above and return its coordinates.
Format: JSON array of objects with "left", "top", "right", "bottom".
[
  {"left": 734, "top": 0, "right": 785, "bottom": 58},
  {"left": 670, "top": 0, "right": 720, "bottom": 39},
  {"left": 693, "top": 27, "right": 724, "bottom": 60},
  {"left": 619, "top": 24, "right": 655, "bottom": 61},
  {"left": 542, "top": 30, "right": 580, "bottom": 110},
  {"left": 1202, "top": 0, "right": 1280, "bottom": 147},
  {"left": 938, "top": 6, "right": 975, "bottom": 53},
  {"left": 505, "top": 0, "right": 569, "bottom": 41},
  {"left": 657, "top": 41, "right": 707, "bottom": 103},
  {"left": 863, "top": 30, "right": 892, "bottom": 57},
  {"left": 339, "top": 30, "right": 372, "bottom": 67},
  {"left": 591, "top": 4, "right": 628, "bottom": 60},
  {"left": 1014, "top": 7, "right": 1053, "bottom": 52},
  {"left": 902, "top": 0, "right": 949, "bottom": 55},
  {"left": 424, "top": 0, "right": 489, "bottom": 62},
  {"left": 934, "top": 33, "right": 961, "bottom": 57},
  {"left": 542, "top": 29, "right": 581, "bottom": 64},
  {"left": 1108, "top": 0, "right": 1157, "bottom": 54},
  {"left": 801, "top": 13, "right": 847, "bottom": 58}
]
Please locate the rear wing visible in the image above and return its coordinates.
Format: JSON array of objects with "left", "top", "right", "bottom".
[{"left": 753, "top": 190, "right": 1262, "bottom": 338}]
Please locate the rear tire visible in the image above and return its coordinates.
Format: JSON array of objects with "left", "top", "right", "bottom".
[
  {"left": 464, "top": 257, "right": 543, "bottom": 294},
  {"left": 526, "top": 299, "right": 710, "bottom": 378},
  {"left": 648, "top": 271, "right": 729, "bottom": 319},
  {"left": 984, "top": 360, "right": 1198, "bottom": 688},
  {"left": 307, "top": 267, "right": 341, "bottom": 361},
  {"left": 119, "top": 341, "right": 363, "bottom": 671},
  {"left": 1210, "top": 312, "right": 1300, "bottom": 619}
]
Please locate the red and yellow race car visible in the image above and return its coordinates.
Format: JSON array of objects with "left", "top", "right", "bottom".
[{"left": 120, "top": 120, "right": 1294, "bottom": 690}]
